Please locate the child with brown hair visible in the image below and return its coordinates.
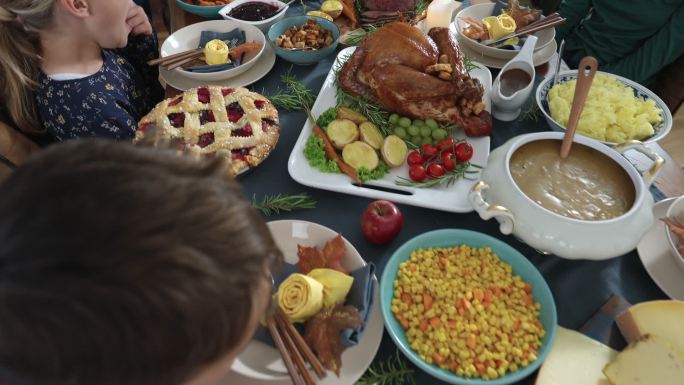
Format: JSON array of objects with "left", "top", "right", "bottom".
[
  {"left": 0, "top": 139, "right": 282, "bottom": 385},
  {"left": 0, "top": 0, "right": 163, "bottom": 140}
]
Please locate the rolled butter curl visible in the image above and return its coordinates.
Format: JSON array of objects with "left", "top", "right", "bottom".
[
  {"left": 203, "top": 39, "right": 230, "bottom": 65},
  {"left": 482, "top": 14, "right": 516, "bottom": 40},
  {"left": 277, "top": 273, "right": 324, "bottom": 323},
  {"left": 308, "top": 268, "right": 354, "bottom": 308}
]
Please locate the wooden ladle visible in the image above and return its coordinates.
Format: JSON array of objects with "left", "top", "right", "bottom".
[{"left": 560, "top": 56, "right": 598, "bottom": 158}]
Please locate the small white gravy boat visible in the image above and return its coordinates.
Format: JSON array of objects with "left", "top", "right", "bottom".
[{"left": 491, "top": 35, "right": 537, "bottom": 121}]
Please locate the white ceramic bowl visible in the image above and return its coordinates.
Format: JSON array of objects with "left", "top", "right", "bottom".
[
  {"left": 469, "top": 131, "right": 664, "bottom": 260},
  {"left": 219, "top": 0, "right": 288, "bottom": 33},
  {"left": 453, "top": 3, "right": 555, "bottom": 60},
  {"left": 665, "top": 195, "right": 684, "bottom": 270},
  {"left": 161, "top": 20, "right": 266, "bottom": 82},
  {"left": 536, "top": 70, "right": 673, "bottom": 146}
]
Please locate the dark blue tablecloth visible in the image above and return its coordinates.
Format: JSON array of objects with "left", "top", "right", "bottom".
[{"left": 238, "top": 5, "right": 668, "bottom": 384}]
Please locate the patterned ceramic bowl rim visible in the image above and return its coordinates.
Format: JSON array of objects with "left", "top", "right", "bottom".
[{"left": 535, "top": 70, "right": 673, "bottom": 146}]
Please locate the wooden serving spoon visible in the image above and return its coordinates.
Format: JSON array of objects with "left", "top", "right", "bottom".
[{"left": 560, "top": 56, "right": 598, "bottom": 159}]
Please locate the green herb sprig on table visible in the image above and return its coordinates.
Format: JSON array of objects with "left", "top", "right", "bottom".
[
  {"left": 251, "top": 193, "right": 316, "bottom": 216},
  {"left": 521, "top": 103, "right": 542, "bottom": 122},
  {"left": 266, "top": 70, "right": 316, "bottom": 111},
  {"left": 395, "top": 163, "right": 482, "bottom": 188},
  {"left": 356, "top": 351, "right": 416, "bottom": 385}
]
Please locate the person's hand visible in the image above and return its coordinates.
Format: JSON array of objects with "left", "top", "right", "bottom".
[{"left": 126, "top": 4, "right": 152, "bottom": 36}]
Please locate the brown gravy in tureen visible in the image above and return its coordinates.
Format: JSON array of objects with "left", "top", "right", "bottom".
[{"left": 509, "top": 140, "right": 635, "bottom": 221}]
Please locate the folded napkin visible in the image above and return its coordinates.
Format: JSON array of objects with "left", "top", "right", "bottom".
[
  {"left": 183, "top": 29, "right": 245, "bottom": 73},
  {"left": 254, "top": 262, "right": 375, "bottom": 347}
]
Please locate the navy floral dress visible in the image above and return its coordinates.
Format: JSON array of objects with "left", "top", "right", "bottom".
[{"left": 35, "top": 34, "right": 164, "bottom": 141}]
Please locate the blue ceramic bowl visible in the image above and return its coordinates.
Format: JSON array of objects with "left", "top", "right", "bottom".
[
  {"left": 267, "top": 16, "right": 340, "bottom": 65},
  {"left": 380, "top": 229, "right": 557, "bottom": 385},
  {"left": 175, "top": 0, "right": 224, "bottom": 18}
]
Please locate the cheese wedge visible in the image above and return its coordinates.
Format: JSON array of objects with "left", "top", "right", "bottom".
[
  {"left": 616, "top": 300, "right": 684, "bottom": 352},
  {"left": 603, "top": 334, "right": 684, "bottom": 385},
  {"left": 535, "top": 327, "right": 617, "bottom": 385}
]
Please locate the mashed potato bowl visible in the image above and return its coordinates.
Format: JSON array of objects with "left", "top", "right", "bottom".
[{"left": 536, "top": 71, "right": 672, "bottom": 146}]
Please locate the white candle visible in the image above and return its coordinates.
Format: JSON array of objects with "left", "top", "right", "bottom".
[{"left": 426, "top": 0, "right": 462, "bottom": 31}]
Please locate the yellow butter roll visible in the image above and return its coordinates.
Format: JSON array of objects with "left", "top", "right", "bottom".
[
  {"left": 203, "top": 39, "right": 230, "bottom": 65},
  {"left": 308, "top": 268, "right": 354, "bottom": 308},
  {"left": 482, "top": 14, "right": 516, "bottom": 40},
  {"left": 277, "top": 273, "right": 324, "bottom": 323}
]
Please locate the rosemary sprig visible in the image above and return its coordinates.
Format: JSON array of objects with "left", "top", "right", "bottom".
[
  {"left": 333, "top": 54, "right": 391, "bottom": 135},
  {"left": 463, "top": 53, "right": 478, "bottom": 74},
  {"left": 395, "top": 163, "right": 483, "bottom": 188},
  {"left": 266, "top": 70, "right": 316, "bottom": 111},
  {"left": 356, "top": 351, "right": 416, "bottom": 385},
  {"left": 414, "top": 0, "right": 429, "bottom": 18},
  {"left": 521, "top": 103, "right": 542, "bottom": 122},
  {"left": 344, "top": 25, "right": 379, "bottom": 47},
  {"left": 251, "top": 193, "right": 316, "bottom": 216}
]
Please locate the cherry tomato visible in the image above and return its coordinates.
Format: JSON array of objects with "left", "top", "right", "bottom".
[
  {"left": 407, "top": 150, "right": 423, "bottom": 166},
  {"left": 455, "top": 142, "right": 474, "bottom": 163},
  {"left": 437, "top": 138, "right": 455, "bottom": 151},
  {"left": 409, "top": 165, "right": 427, "bottom": 182},
  {"left": 420, "top": 144, "right": 438, "bottom": 158},
  {"left": 440, "top": 151, "right": 455, "bottom": 171},
  {"left": 427, "top": 163, "right": 445, "bottom": 178}
]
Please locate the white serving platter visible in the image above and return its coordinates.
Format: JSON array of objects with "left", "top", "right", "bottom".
[{"left": 287, "top": 47, "right": 491, "bottom": 213}]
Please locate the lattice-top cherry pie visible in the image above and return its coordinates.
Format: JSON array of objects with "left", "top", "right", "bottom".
[{"left": 136, "top": 86, "right": 280, "bottom": 176}]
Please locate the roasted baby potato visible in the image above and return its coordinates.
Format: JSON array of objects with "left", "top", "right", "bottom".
[
  {"left": 327, "top": 118, "right": 359, "bottom": 149},
  {"left": 320, "top": 0, "right": 343, "bottom": 19},
  {"left": 359, "top": 121, "right": 383, "bottom": 150},
  {"left": 342, "top": 141, "right": 379, "bottom": 171},
  {"left": 381, "top": 135, "right": 408, "bottom": 167},
  {"left": 336, "top": 107, "right": 368, "bottom": 125}
]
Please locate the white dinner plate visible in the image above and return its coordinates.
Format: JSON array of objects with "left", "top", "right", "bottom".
[
  {"left": 220, "top": 220, "right": 383, "bottom": 385},
  {"left": 288, "top": 46, "right": 492, "bottom": 213},
  {"left": 637, "top": 198, "right": 684, "bottom": 300},
  {"left": 456, "top": 37, "right": 557, "bottom": 69},
  {"left": 160, "top": 44, "right": 276, "bottom": 91}
]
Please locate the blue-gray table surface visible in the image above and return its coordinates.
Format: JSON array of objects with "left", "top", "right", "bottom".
[{"left": 238, "top": 12, "right": 667, "bottom": 385}]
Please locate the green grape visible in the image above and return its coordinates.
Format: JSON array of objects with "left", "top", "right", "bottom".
[
  {"left": 425, "top": 119, "right": 438, "bottom": 129},
  {"left": 412, "top": 119, "right": 425, "bottom": 127},
  {"left": 394, "top": 126, "right": 408, "bottom": 139},
  {"left": 409, "top": 135, "right": 422, "bottom": 145},
  {"left": 432, "top": 128, "right": 448, "bottom": 140},
  {"left": 420, "top": 126, "right": 432, "bottom": 137},
  {"left": 398, "top": 117, "right": 412, "bottom": 128},
  {"left": 421, "top": 137, "right": 433, "bottom": 146},
  {"left": 389, "top": 113, "right": 399, "bottom": 125},
  {"left": 407, "top": 125, "right": 420, "bottom": 136}
]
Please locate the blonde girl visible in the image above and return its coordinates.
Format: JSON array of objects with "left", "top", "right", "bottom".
[{"left": 0, "top": 0, "right": 163, "bottom": 140}]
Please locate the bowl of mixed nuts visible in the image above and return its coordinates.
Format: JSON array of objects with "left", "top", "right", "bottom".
[{"left": 267, "top": 16, "right": 340, "bottom": 65}]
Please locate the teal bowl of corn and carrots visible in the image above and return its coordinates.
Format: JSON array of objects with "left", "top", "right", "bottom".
[
  {"left": 380, "top": 229, "right": 557, "bottom": 385},
  {"left": 175, "top": 0, "right": 226, "bottom": 18}
]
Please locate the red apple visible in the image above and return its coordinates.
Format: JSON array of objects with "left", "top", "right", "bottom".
[{"left": 361, "top": 200, "right": 404, "bottom": 245}]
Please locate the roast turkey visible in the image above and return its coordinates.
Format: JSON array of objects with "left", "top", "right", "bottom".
[{"left": 338, "top": 22, "right": 492, "bottom": 136}]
